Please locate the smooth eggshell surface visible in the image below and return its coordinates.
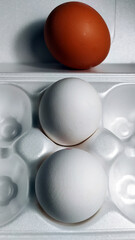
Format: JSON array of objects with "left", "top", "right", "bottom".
[
  {"left": 39, "top": 78, "right": 102, "bottom": 146},
  {"left": 35, "top": 149, "right": 107, "bottom": 223},
  {"left": 44, "top": 2, "right": 111, "bottom": 69}
]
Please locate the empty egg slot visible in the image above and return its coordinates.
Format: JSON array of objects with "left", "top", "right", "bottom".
[
  {"left": 0, "top": 84, "right": 32, "bottom": 146},
  {"left": 103, "top": 84, "right": 135, "bottom": 141},
  {"left": 0, "top": 148, "right": 10, "bottom": 159},
  {"left": 0, "top": 176, "right": 18, "bottom": 206},
  {"left": 0, "top": 153, "right": 29, "bottom": 226},
  {"left": 0, "top": 117, "right": 22, "bottom": 142},
  {"left": 109, "top": 152, "right": 135, "bottom": 222}
]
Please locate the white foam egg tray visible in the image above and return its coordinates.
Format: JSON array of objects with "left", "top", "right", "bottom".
[{"left": 0, "top": 77, "right": 134, "bottom": 240}]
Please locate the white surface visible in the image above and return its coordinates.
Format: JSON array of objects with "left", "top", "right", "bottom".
[
  {"left": 108, "top": 0, "right": 135, "bottom": 64},
  {"left": 77, "top": 128, "right": 123, "bottom": 162},
  {"left": 15, "top": 128, "right": 56, "bottom": 164},
  {"left": 0, "top": 64, "right": 135, "bottom": 81}
]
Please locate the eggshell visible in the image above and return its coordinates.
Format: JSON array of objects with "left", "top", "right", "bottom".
[
  {"left": 35, "top": 148, "right": 107, "bottom": 223},
  {"left": 39, "top": 78, "right": 101, "bottom": 146},
  {"left": 44, "top": 2, "right": 111, "bottom": 69}
]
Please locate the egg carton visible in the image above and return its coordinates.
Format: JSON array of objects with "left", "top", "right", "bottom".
[
  {"left": 0, "top": 0, "right": 134, "bottom": 239},
  {"left": 0, "top": 77, "right": 134, "bottom": 240}
]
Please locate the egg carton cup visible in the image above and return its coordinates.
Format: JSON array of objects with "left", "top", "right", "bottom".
[{"left": 0, "top": 76, "right": 135, "bottom": 239}]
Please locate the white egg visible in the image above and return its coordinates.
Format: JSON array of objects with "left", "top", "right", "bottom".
[
  {"left": 39, "top": 78, "right": 101, "bottom": 146},
  {"left": 35, "top": 149, "right": 107, "bottom": 223}
]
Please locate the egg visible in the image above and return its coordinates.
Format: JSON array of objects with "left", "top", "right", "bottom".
[
  {"left": 44, "top": 2, "right": 111, "bottom": 69},
  {"left": 39, "top": 78, "right": 101, "bottom": 146},
  {"left": 35, "top": 149, "right": 107, "bottom": 223}
]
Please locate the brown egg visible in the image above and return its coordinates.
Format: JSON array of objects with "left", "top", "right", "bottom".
[{"left": 44, "top": 2, "right": 111, "bottom": 70}]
